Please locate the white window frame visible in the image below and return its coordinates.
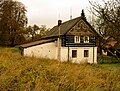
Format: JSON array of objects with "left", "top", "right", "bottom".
[
  {"left": 84, "top": 36, "right": 89, "bottom": 43},
  {"left": 74, "top": 36, "right": 80, "bottom": 43},
  {"left": 74, "top": 36, "right": 89, "bottom": 43}
]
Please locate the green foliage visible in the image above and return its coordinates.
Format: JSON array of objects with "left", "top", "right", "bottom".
[
  {"left": 0, "top": 47, "right": 120, "bottom": 91},
  {"left": 0, "top": 0, "right": 27, "bottom": 46},
  {"left": 26, "top": 25, "right": 40, "bottom": 41},
  {"left": 98, "top": 55, "right": 120, "bottom": 64},
  {"left": 25, "top": 25, "right": 48, "bottom": 42}
]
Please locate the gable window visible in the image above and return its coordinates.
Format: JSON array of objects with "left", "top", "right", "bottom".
[
  {"left": 74, "top": 36, "right": 80, "bottom": 43},
  {"left": 72, "top": 50, "right": 77, "bottom": 58},
  {"left": 89, "top": 36, "right": 95, "bottom": 43},
  {"left": 84, "top": 36, "right": 89, "bottom": 43},
  {"left": 84, "top": 50, "right": 89, "bottom": 57},
  {"left": 80, "top": 36, "right": 84, "bottom": 43},
  {"left": 74, "top": 36, "right": 89, "bottom": 43}
]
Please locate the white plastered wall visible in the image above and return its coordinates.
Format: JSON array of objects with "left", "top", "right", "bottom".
[
  {"left": 60, "top": 47, "right": 97, "bottom": 64},
  {"left": 23, "top": 42, "right": 97, "bottom": 64},
  {"left": 23, "top": 42, "right": 57, "bottom": 59}
]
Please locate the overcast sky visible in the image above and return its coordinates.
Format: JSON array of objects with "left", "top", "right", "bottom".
[{"left": 20, "top": 0, "right": 91, "bottom": 28}]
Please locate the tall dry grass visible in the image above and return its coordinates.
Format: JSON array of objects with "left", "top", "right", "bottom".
[{"left": 0, "top": 47, "right": 120, "bottom": 91}]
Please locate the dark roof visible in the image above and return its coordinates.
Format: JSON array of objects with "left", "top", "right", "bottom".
[
  {"left": 44, "top": 17, "right": 82, "bottom": 38},
  {"left": 43, "top": 16, "right": 100, "bottom": 39},
  {"left": 20, "top": 38, "right": 56, "bottom": 48}
]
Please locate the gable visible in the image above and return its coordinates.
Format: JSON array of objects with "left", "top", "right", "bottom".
[
  {"left": 43, "top": 16, "right": 99, "bottom": 39},
  {"left": 66, "top": 19, "right": 95, "bottom": 36},
  {"left": 43, "top": 17, "right": 81, "bottom": 38}
]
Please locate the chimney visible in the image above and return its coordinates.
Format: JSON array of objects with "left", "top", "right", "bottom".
[{"left": 58, "top": 20, "right": 62, "bottom": 26}]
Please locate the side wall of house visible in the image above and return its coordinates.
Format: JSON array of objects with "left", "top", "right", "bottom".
[
  {"left": 60, "top": 47, "right": 97, "bottom": 64},
  {"left": 23, "top": 43, "right": 97, "bottom": 64},
  {"left": 23, "top": 42, "right": 57, "bottom": 59}
]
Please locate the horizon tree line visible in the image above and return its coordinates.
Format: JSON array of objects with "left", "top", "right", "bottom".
[
  {"left": 0, "top": 0, "right": 119, "bottom": 48},
  {"left": 0, "top": 0, "right": 49, "bottom": 46}
]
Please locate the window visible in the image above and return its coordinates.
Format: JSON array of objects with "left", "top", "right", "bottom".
[
  {"left": 75, "top": 36, "right": 89, "bottom": 43},
  {"left": 89, "top": 36, "right": 95, "bottom": 43},
  {"left": 74, "top": 36, "right": 80, "bottom": 43},
  {"left": 84, "top": 36, "right": 89, "bottom": 43},
  {"left": 80, "top": 36, "right": 84, "bottom": 43},
  {"left": 84, "top": 50, "right": 89, "bottom": 57},
  {"left": 72, "top": 50, "right": 77, "bottom": 58}
]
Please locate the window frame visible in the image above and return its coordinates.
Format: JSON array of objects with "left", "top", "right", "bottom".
[
  {"left": 72, "top": 50, "right": 77, "bottom": 58},
  {"left": 84, "top": 36, "right": 89, "bottom": 43},
  {"left": 84, "top": 50, "right": 89, "bottom": 57},
  {"left": 80, "top": 36, "right": 84, "bottom": 43},
  {"left": 74, "top": 36, "right": 89, "bottom": 43},
  {"left": 74, "top": 36, "right": 80, "bottom": 43}
]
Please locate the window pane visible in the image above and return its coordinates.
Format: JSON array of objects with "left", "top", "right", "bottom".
[
  {"left": 84, "top": 36, "right": 89, "bottom": 43},
  {"left": 89, "top": 36, "right": 95, "bottom": 42},
  {"left": 80, "top": 36, "right": 84, "bottom": 43},
  {"left": 75, "top": 36, "right": 80, "bottom": 43},
  {"left": 85, "top": 37, "right": 88, "bottom": 41},
  {"left": 84, "top": 50, "right": 89, "bottom": 57},
  {"left": 72, "top": 50, "right": 77, "bottom": 58}
]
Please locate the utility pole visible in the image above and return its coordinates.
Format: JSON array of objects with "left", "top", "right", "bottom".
[
  {"left": 70, "top": 7, "right": 72, "bottom": 20},
  {"left": 68, "top": 40, "right": 70, "bottom": 62},
  {"left": 58, "top": 20, "right": 62, "bottom": 61}
]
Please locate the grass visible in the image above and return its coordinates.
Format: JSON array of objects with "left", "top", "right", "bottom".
[
  {"left": 0, "top": 47, "right": 120, "bottom": 91},
  {"left": 97, "top": 54, "right": 120, "bottom": 64}
]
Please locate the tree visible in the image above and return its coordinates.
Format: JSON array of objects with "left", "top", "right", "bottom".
[
  {"left": 39, "top": 25, "right": 47, "bottom": 36},
  {"left": 0, "top": 0, "right": 27, "bottom": 46},
  {"left": 33, "top": 24, "right": 40, "bottom": 36},
  {"left": 89, "top": 0, "right": 120, "bottom": 40},
  {"left": 25, "top": 25, "right": 49, "bottom": 41},
  {"left": 26, "top": 24, "right": 40, "bottom": 41},
  {"left": 89, "top": 0, "right": 120, "bottom": 56}
]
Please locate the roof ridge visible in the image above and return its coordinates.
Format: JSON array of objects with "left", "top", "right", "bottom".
[
  {"left": 61, "top": 16, "right": 81, "bottom": 25},
  {"left": 49, "top": 16, "right": 81, "bottom": 28}
]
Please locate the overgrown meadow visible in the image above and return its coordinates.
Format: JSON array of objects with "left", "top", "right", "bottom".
[{"left": 0, "top": 47, "right": 120, "bottom": 91}]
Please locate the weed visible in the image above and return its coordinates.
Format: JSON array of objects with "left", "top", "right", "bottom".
[{"left": 0, "top": 47, "right": 120, "bottom": 91}]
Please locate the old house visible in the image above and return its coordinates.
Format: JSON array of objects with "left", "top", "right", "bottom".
[{"left": 20, "top": 10, "right": 99, "bottom": 64}]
